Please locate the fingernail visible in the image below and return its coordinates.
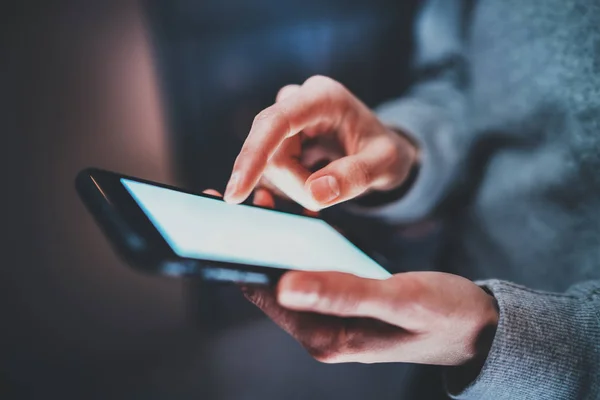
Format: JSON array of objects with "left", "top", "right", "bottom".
[
  {"left": 279, "top": 280, "right": 321, "bottom": 308},
  {"left": 279, "top": 290, "right": 319, "bottom": 308},
  {"left": 224, "top": 173, "right": 240, "bottom": 202},
  {"left": 308, "top": 175, "right": 340, "bottom": 204}
]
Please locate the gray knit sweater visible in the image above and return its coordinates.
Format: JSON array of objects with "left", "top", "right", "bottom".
[{"left": 361, "top": 0, "right": 600, "bottom": 398}]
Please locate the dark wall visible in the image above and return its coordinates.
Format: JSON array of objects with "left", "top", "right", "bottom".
[{"left": 2, "top": 2, "right": 215, "bottom": 398}]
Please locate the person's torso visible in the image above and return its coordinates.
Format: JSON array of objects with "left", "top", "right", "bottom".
[{"left": 443, "top": 0, "right": 600, "bottom": 291}]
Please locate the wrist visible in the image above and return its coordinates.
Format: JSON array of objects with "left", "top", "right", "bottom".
[
  {"left": 448, "top": 293, "right": 499, "bottom": 393},
  {"left": 470, "top": 294, "right": 499, "bottom": 365}
]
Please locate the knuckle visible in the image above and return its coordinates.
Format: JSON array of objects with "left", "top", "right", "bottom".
[
  {"left": 304, "top": 324, "right": 359, "bottom": 364},
  {"left": 275, "top": 88, "right": 287, "bottom": 102},
  {"left": 327, "top": 81, "right": 348, "bottom": 101},
  {"left": 307, "top": 340, "right": 345, "bottom": 364},
  {"left": 378, "top": 142, "right": 404, "bottom": 183},
  {"left": 382, "top": 137, "right": 402, "bottom": 162},
  {"left": 304, "top": 75, "right": 347, "bottom": 99},
  {"left": 302, "top": 328, "right": 341, "bottom": 363},
  {"left": 349, "top": 158, "right": 372, "bottom": 189},
  {"left": 394, "top": 141, "right": 415, "bottom": 173},
  {"left": 311, "top": 350, "right": 342, "bottom": 364},
  {"left": 253, "top": 108, "right": 274, "bottom": 125},
  {"left": 303, "top": 74, "right": 332, "bottom": 87},
  {"left": 277, "top": 84, "right": 299, "bottom": 101},
  {"left": 253, "top": 105, "right": 287, "bottom": 131},
  {"left": 258, "top": 103, "right": 291, "bottom": 135},
  {"left": 303, "top": 76, "right": 352, "bottom": 126}
]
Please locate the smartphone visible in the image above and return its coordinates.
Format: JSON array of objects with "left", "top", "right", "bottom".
[{"left": 75, "top": 168, "right": 391, "bottom": 284}]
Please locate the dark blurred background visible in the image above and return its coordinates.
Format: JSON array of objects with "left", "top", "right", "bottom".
[{"left": 2, "top": 1, "right": 430, "bottom": 398}]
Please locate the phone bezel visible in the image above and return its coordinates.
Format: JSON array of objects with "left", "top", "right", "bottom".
[{"left": 76, "top": 167, "right": 388, "bottom": 282}]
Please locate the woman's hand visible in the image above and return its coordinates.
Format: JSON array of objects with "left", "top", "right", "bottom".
[
  {"left": 223, "top": 75, "right": 418, "bottom": 211},
  {"left": 243, "top": 270, "right": 498, "bottom": 367},
  {"left": 203, "top": 189, "right": 498, "bottom": 368},
  {"left": 210, "top": 75, "right": 497, "bottom": 371}
]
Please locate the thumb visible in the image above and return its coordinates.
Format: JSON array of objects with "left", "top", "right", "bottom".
[
  {"left": 305, "top": 147, "right": 392, "bottom": 207},
  {"left": 277, "top": 271, "right": 398, "bottom": 325},
  {"left": 305, "top": 134, "right": 413, "bottom": 207}
]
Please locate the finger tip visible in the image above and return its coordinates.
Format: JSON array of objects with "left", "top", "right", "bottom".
[
  {"left": 203, "top": 189, "right": 222, "bottom": 197},
  {"left": 278, "top": 269, "right": 304, "bottom": 284},
  {"left": 253, "top": 189, "right": 276, "bottom": 208},
  {"left": 303, "top": 204, "right": 322, "bottom": 214},
  {"left": 223, "top": 192, "right": 242, "bottom": 204},
  {"left": 303, "top": 209, "right": 320, "bottom": 217}
]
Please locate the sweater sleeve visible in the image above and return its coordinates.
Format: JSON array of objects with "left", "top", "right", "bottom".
[
  {"left": 446, "top": 280, "right": 600, "bottom": 399},
  {"left": 347, "top": 0, "right": 473, "bottom": 223}
]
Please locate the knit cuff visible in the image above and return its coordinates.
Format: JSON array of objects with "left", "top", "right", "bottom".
[{"left": 445, "top": 280, "right": 600, "bottom": 399}]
